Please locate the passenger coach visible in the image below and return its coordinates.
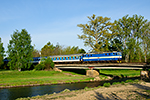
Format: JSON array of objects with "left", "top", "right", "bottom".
[{"left": 49, "top": 54, "right": 82, "bottom": 63}]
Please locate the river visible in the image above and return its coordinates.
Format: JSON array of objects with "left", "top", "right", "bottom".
[
  {"left": 0, "top": 81, "right": 103, "bottom": 100},
  {"left": 0, "top": 77, "right": 139, "bottom": 100}
]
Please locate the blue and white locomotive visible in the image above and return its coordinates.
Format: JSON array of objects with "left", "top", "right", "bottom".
[
  {"left": 33, "top": 52, "right": 122, "bottom": 63},
  {"left": 82, "top": 52, "right": 122, "bottom": 62}
]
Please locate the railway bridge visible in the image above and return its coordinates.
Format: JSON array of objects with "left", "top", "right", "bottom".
[
  {"left": 55, "top": 63, "right": 150, "bottom": 79},
  {"left": 55, "top": 63, "right": 150, "bottom": 69}
]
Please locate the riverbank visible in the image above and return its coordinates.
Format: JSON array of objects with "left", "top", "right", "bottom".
[
  {"left": 17, "top": 81, "right": 150, "bottom": 100},
  {"left": 0, "top": 69, "right": 140, "bottom": 88},
  {"left": 0, "top": 70, "right": 92, "bottom": 88}
]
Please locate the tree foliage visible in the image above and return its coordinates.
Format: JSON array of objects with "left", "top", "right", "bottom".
[
  {"left": 112, "top": 14, "right": 149, "bottom": 62},
  {"left": 41, "top": 41, "right": 86, "bottom": 57},
  {"left": 7, "top": 29, "right": 33, "bottom": 70},
  {"left": 0, "top": 38, "right": 5, "bottom": 68},
  {"left": 77, "top": 14, "right": 114, "bottom": 52},
  {"left": 141, "top": 22, "right": 150, "bottom": 62},
  {"left": 41, "top": 42, "right": 55, "bottom": 56},
  {"left": 32, "top": 48, "right": 40, "bottom": 57}
]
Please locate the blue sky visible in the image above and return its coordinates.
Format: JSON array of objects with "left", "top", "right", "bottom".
[{"left": 0, "top": 0, "right": 150, "bottom": 53}]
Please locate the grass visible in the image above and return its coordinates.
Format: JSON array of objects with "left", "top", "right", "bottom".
[
  {"left": 0, "top": 70, "right": 89, "bottom": 87},
  {"left": 0, "top": 69, "right": 142, "bottom": 88},
  {"left": 103, "top": 82, "right": 111, "bottom": 87},
  {"left": 99, "top": 69, "right": 140, "bottom": 77}
]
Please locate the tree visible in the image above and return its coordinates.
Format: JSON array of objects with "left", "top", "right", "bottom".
[
  {"left": 112, "top": 14, "right": 148, "bottom": 62},
  {"left": 32, "top": 48, "right": 40, "bottom": 57},
  {"left": 41, "top": 42, "right": 55, "bottom": 56},
  {"left": 112, "top": 15, "right": 132, "bottom": 62},
  {"left": 141, "top": 22, "right": 150, "bottom": 63},
  {"left": 130, "top": 15, "right": 148, "bottom": 62},
  {"left": 62, "top": 46, "right": 86, "bottom": 54},
  {"left": 7, "top": 29, "right": 33, "bottom": 71},
  {"left": 53, "top": 42, "right": 62, "bottom": 55},
  {"left": 78, "top": 48, "right": 86, "bottom": 54},
  {"left": 0, "top": 37, "right": 5, "bottom": 68},
  {"left": 77, "top": 14, "right": 113, "bottom": 52}
]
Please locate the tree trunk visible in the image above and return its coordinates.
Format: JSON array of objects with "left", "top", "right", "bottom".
[
  {"left": 139, "top": 51, "right": 141, "bottom": 62},
  {"left": 144, "top": 50, "right": 147, "bottom": 63},
  {"left": 125, "top": 53, "right": 129, "bottom": 62}
]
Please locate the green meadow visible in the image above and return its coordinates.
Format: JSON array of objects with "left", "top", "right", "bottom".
[{"left": 0, "top": 69, "right": 141, "bottom": 88}]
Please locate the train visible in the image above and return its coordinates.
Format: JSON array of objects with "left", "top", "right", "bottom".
[{"left": 32, "top": 51, "right": 122, "bottom": 64}]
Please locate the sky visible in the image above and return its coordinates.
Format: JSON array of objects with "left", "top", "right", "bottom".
[{"left": 0, "top": 0, "right": 150, "bottom": 53}]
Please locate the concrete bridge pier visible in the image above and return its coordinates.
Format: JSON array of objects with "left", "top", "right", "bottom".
[
  {"left": 140, "top": 68, "right": 150, "bottom": 80},
  {"left": 86, "top": 67, "right": 99, "bottom": 77}
]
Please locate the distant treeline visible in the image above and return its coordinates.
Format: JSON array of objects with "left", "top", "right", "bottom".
[{"left": 32, "top": 42, "right": 86, "bottom": 57}]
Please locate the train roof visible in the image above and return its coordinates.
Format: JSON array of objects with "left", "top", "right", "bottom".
[
  {"left": 48, "top": 54, "right": 83, "bottom": 57},
  {"left": 83, "top": 51, "right": 121, "bottom": 55}
]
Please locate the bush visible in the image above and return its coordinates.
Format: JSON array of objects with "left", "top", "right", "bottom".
[
  {"left": 34, "top": 64, "right": 45, "bottom": 70},
  {"left": 125, "top": 79, "right": 133, "bottom": 83},
  {"left": 112, "top": 82, "right": 120, "bottom": 85},
  {"left": 84, "top": 86, "right": 89, "bottom": 90},
  {"left": 103, "top": 82, "right": 111, "bottom": 87},
  {"left": 121, "top": 81, "right": 125, "bottom": 85},
  {"left": 35, "top": 57, "right": 54, "bottom": 70}
]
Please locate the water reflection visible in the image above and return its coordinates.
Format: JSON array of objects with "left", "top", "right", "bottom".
[{"left": 0, "top": 82, "right": 101, "bottom": 100}]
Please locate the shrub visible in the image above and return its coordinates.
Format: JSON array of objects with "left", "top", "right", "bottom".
[
  {"left": 125, "top": 79, "right": 133, "bottom": 83},
  {"left": 35, "top": 57, "right": 54, "bottom": 70},
  {"left": 121, "top": 81, "right": 125, "bottom": 85},
  {"left": 112, "top": 82, "right": 120, "bottom": 85},
  {"left": 40, "top": 57, "right": 54, "bottom": 70},
  {"left": 34, "top": 64, "right": 45, "bottom": 70},
  {"left": 84, "top": 86, "right": 88, "bottom": 90},
  {"left": 103, "top": 82, "right": 111, "bottom": 87}
]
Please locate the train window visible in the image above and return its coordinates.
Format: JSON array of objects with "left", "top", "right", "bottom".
[
  {"left": 117, "top": 53, "right": 121, "bottom": 55},
  {"left": 76, "top": 56, "right": 78, "bottom": 59}
]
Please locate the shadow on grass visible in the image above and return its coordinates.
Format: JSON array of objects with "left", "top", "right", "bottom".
[
  {"left": 132, "top": 84, "right": 150, "bottom": 90},
  {"left": 94, "top": 82, "right": 150, "bottom": 100},
  {"left": 100, "top": 72, "right": 140, "bottom": 83},
  {"left": 61, "top": 69, "right": 86, "bottom": 75},
  {"left": 94, "top": 91, "right": 121, "bottom": 100}
]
